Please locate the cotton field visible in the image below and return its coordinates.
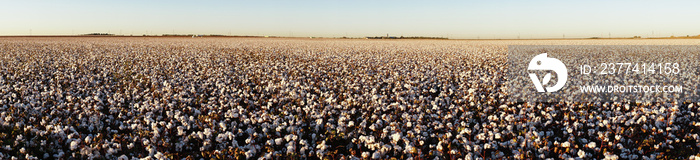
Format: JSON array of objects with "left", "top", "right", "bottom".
[{"left": 0, "top": 37, "right": 699, "bottom": 159}]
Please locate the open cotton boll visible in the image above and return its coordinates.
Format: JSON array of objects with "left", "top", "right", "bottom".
[
  {"left": 562, "top": 141, "right": 571, "bottom": 148},
  {"left": 275, "top": 138, "right": 283, "bottom": 145},
  {"left": 587, "top": 142, "right": 596, "bottom": 149},
  {"left": 69, "top": 140, "right": 80, "bottom": 151},
  {"left": 391, "top": 133, "right": 401, "bottom": 144},
  {"left": 578, "top": 150, "right": 587, "bottom": 158}
]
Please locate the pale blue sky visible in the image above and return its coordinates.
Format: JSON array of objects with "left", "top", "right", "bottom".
[{"left": 1, "top": 0, "right": 699, "bottom": 39}]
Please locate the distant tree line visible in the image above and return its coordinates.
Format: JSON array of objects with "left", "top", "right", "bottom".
[
  {"left": 366, "top": 36, "right": 448, "bottom": 39},
  {"left": 83, "top": 33, "right": 115, "bottom": 36}
]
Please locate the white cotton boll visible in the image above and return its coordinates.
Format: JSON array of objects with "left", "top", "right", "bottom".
[
  {"left": 147, "top": 145, "right": 158, "bottom": 156},
  {"left": 449, "top": 149, "right": 458, "bottom": 155},
  {"left": 317, "top": 140, "right": 328, "bottom": 151},
  {"left": 284, "top": 134, "right": 292, "bottom": 142},
  {"left": 107, "top": 147, "right": 117, "bottom": 156},
  {"left": 275, "top": 138, "right": 283, "bottom": 145},
  {"left": 154, "top": 152, "right": 165, "bottom": 159},
  {"left": 465, "top": 152, "right": 474, "bottom": 160},
  {"left": 604, "top": 152, "right": 619, "bottom": 160},
  {"left": 197, "top": 132, "right": 205, "bottom": 140},
  {"left": 476, "top": 133, "right": 486, "bottom": 141},
  {"left": 505, "top": 114, "right": 514, "bottom": 122},
  {"left": 362, "top": 152, "right": 370, "bottom": 159},
  {"left": 286, "top": 143, "right": 295, "bottom": 154},
  {"left": 204, "top": 128, "right": 212, "bottom": 138},
  {"left": 219, "top": 122, "right": 227, "bottom": 131},
  {"left": 85, "top": 135, "right": 92, "bottom": 144},
  {"left": 587, "top": 142, "right": 596, "bottom": 149},
  {"left": 391, "top": 133, "right": 401, "bottom": 144},
  {"left": 266, "top": 139, "right": 274, "bottom": 146},
  {"left": 405, "top": 144, "right": 416, "bottom": 154},
  {"left": 177, "top": 126, "right": 185, "bottom": 136},
  {"left": 316, "top": 150, "right": 324, "bottom": 158},
  {"left": 70, "top": 140, "right": 80, "bottom": 150},
  {"left": 245, "top": 150, "right": 254, "bottom": 159},
  {"left": 263, "top": 152, "right": 272, "bottom": 160},
  {"left": 578, "top": 150, "right": 586, "bottom": 158},
  {"left": 483, "top": 143, "right": 492, "bottom": 149},
  {"left": 216, "top": 134, "right": 227, "bottom": 143},
  {"left": 562, "top": 141, "right": 570, "bottom": 148},
  {"left": 25, "top": 154, "right": 38, "bottom": 160}
]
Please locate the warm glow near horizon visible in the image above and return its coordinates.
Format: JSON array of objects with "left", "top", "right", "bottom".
[{"left": 1, "top": 0, "right": 699, "bottom": 39}]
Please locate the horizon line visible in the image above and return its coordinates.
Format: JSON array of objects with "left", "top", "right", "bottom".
[{"left": 2, "top": 34, "right": 700, "bottom": 40}]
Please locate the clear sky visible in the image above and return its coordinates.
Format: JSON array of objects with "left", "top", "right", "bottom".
[{"left": 1, "top": 0, "right": 699, "bottom": 39}]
